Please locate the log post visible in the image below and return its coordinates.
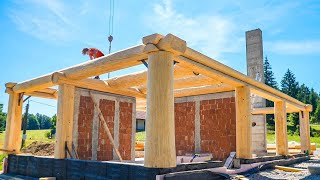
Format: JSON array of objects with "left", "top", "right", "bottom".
[
  {"left": 54, "top": 84, "right": 75, "bottom": 159},
  {"left": 144, "top": 51, "right": 176, "bottom": 168},
  {"left": 299, "top": 111, "right": 311, "bottom": 153},
  {"left": 3, "top": 92, "right": 23, "bottom": 153},
  {"left": 275, "top": 101, "right": 288, "bottom": 155},
  {"left": 235, "top": 86, "right": 252, "bottom": 159}
]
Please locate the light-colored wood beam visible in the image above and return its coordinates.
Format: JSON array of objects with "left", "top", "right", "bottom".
[
  {"left": 252, "top": 107, "right": 297, "bottom": 115},
  {"left": 138, "top": 75, "right": 222, "bottom": 94},
  {"left": 235, "top": 86, "right": 252, "bottom": 159},
  {"left": 275, "top": 101, "right": 288, "bottom": 155},
  {"left": 54, "top": 84, "right": 75, "bottom": 159},
  {"left": 299, "top": 111, "right": 311, "bottom": 153},
  {"left": 175, "top": 55, "right": 308, "bottom": 112},
  {"left": 52, "top": 72, "right": 146, "bottom": 99},
  {"left": 105, "top": 65, "right": 195, "bottom": 89},
  {"left": 6, "top": 85, "right": 58, "bottom": 100},
  {"left": 3, "top": 92, "right": 23, "bottom": 154},
  {"left": 174, "top": 84, "right": 234, "bottom": 98},
  {"left": 144, "top": 51, "right": 176, "bottom": 168},
  {"left": 12, "top": 45, "right": 146, "bottom": 93}
]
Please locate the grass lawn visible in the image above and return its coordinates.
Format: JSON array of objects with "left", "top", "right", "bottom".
[
  {"left": 136, "top": 131, "right": 146, "bottom": 141},
  {"left": 267, "top": 132, "right": 320, "bottom": 148},
  {"left": 311, "top": 124, "right": 320, "bottom": 131}
]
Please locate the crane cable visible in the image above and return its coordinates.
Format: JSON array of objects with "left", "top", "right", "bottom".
[{"left": 107, "top": 0, "right": 114, "bottom": 79}]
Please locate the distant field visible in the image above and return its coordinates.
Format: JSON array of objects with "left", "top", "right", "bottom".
[
  {"left": 0, "top": 129, "right": 54, "bottom": 149},
  {"left": 267, "top": 132, "right": 320, "bottom": 148},
  {"left": 0, "top": 129, "right": 54, "bottom": 171}
]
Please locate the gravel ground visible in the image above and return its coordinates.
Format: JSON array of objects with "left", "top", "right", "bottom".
[{"left": 248, "top": 157, "right": 320, "bottom": 180}]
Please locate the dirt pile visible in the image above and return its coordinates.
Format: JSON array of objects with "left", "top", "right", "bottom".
[{"left": 21, "top": 141, "right": 54, "bottom": 156}]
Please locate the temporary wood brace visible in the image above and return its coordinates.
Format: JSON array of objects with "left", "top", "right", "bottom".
[{"left": 89, "top": 91, "right": 123, "bottom": 162}]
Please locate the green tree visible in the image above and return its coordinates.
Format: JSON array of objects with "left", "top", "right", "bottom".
[
  {"left": 27, "top": 114, "right": 40, "bottom": 130},
  {"left": 264, "top": 57, "right": 278, "bottom": 90},
  {"left": 281, "top": 69, "right": 299, "bottom": 99},
  {"left": 264, "top": 57, "right": 278, "bottom": 126},
  {"left": 312, "top": 100, "right": 320, "bottom": 124},
  {"left": 51, "top": 114, "right": 57, "bottom": 129},
  {"left": 0, "top": 104, "right": 7, "bottom": 132},
  {"left": 36, "top": 113, "right": 52, "bottom": 129},
  {"left": 309, "top": 89, "right": 319, "bottom": 115},
  {"left": 297, "top": 84, "right": 310, "bottom": 104}
]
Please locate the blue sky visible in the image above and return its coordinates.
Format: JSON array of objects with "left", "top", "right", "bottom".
[{"left": 0, "top": 0, "right": 319, "bottom": 116}]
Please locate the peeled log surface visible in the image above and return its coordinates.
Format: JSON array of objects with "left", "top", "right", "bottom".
[
  {"left": 181, "top": 48, "right": 308, "bottom": 111},
  {"left": 138, "top": 75, "right": 221, "bottom": 94},
  {"left": 53, "top": 73, "right": 146, "bottom": 99},
  {"left": 174, "top": 84, "right": 234, "bottom": 98},
  {"left": 12, "top": 45, "right": 146, "bottom": 93},
  {"left": 105, "top": 65, "right": 195, "bottom": 89}
]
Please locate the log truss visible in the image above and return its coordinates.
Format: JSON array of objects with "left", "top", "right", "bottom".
[
  {"left": 3, "top": 33, "right": 313, "bottom": 163},
  {"left": 5, "top": 33, "right": 312, "bottom": 113}
]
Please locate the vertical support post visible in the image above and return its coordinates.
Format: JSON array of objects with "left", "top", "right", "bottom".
[
  {"left": 299, "top": 111, "right": 311, "bottom": 153},
  {"left": 3, "top": 93, "right": 23, "bottom": 153},
  {"left": 54, "top": 84, "right": 75, "bottom": 159},
  {"left": 235, "top": 86, "right": 252, "bottom": 159},
  {"left": 275, "top": 101, "right": 288, "bottom": 155},
  {"left": 144, "top": 51, "right": 176, "bottom": 168}
]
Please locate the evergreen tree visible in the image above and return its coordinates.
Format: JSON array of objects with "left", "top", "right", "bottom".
[
  {"left": 281, "top": 69, "right": 299, "bottom": 98},
  {"left": 264, "top": 56, "right": 278, "bottom": 90},
  {"left": 309, "top": 89, "right": 319, "bottom": 116},
  {"left": 297, "top": 84, "right": 310, "bottom": 104},
  {"left": 313, "top": 100, "right": 320, "bottom": 124},
  {"left": 264, "top": 57, "right": 278, "bottom": 126}
]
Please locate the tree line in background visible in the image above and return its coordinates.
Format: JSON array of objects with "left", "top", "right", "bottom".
[
  {"left": 0, "top": 104, "right": 56, "bottom": 132},
  {"left": 264, "top": 57, "right": 320, "bottom": 136}
]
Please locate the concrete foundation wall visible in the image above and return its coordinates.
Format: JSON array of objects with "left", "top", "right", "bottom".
[
  {"left": 174, "top": 92, "right": 236, "bottom": 160},
  {"left": 72, "top": 88, "right": 136, "bottom": 161}
]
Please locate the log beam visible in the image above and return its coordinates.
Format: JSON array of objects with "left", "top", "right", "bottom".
[
  {"left": 105, "top": 65, "right": 195, "bottom": 89},
  {"left": 252, "top": 107, "right": 297, "bottom": 115},
  {"left": 6, "top": 85, "right": 58, "bottom": 100},
  {"left": 52, "top": 72, "right": 146, "bottom": 99},
  {"left": 275, "top": 101, "right": 288, "bottom": 155},
  {"left": 174, "top": 84, "right": 234, "bottom": 98},
  {"left": 12, "top": 45, "right": 146, "bottom": 93},
  {"left": 54, "top": 84, "right": 75, "bottom": 159},
  {"left": 178, "top": 47, "right": 308, "bottom": 111},
  {"left": 299, "top": 111, "right": 311, "bottom": 153},
  {"left": 144, "top": 51, "right": 176, "bottom": 168},
  {"left": 3, "top": 88, "right": 23, "bottom": 153},
  {"left": 138, "top": 75, "right": 222, "bottom": 94},
  {"left": 235, "top": 86, "right": 252, "bottom": 159}
]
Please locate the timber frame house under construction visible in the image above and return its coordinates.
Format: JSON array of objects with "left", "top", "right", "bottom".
[{"left": 3, "top": 33, "right": 312, "bottom": 168}]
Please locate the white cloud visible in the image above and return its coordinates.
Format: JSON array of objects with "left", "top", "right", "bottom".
[
  {"left": 146, "top": 0, "right": 242, "bottom": 59},
  {"left": 145, "top": 0, "right": 320, "bottom": 60},
  {"left": 266, "top": 40, "right": 320, "bottom": 55},
  {"left": 7, "top": 0, "right": 106, "bottom": 46}
]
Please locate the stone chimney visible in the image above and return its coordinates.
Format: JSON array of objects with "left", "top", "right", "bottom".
[{"left": 246, "top": 29, "right": 267, "bottom": 156}]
